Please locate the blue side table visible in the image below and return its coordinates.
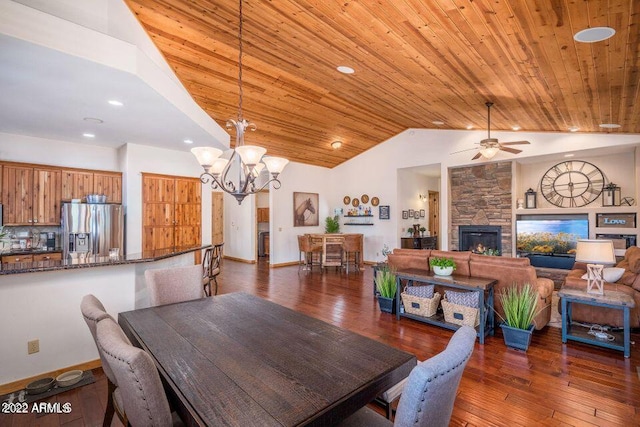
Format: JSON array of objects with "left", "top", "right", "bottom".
[{"left": 559, "top": 287, "right": 635, "bottom": 358}]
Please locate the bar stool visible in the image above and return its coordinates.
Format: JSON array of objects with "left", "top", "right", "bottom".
[
  {"left": 343, "top": 234, "right": 363, "bottom": 274},
  {"left": 308, "top": 235, "right": 324, "bottom": 271},
  {"left": 322, "top": 235, "right": 344, "bottom": 271},
  {"left": 297, "top": 235, "right": 311, "bottom": 272}
]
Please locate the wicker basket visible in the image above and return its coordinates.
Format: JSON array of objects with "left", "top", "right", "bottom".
[
  {"left": 441, "top": 297, "right": 479, "bottom": 327},
  {"left": 401, "top": 292, "right": 441, "bottom": 317}
]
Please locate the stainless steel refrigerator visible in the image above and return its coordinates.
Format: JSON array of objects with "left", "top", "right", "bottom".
[{"left": 62, "top": 203, "right": 124, "bottom": 259}]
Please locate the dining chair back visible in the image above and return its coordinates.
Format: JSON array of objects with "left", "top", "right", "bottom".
[
  {"left": 297, "top": 235, "right": 311, "bottom": 271},
  {"left": 202, "top": 243, "right": 224, "bottom": 296},
  {"left": 338, "top": 325, "right": 476, "bottom": 427},
  {"left": 145, "top": 264, "right": 203, "bottom": 306},
  {"left": 323, "top": 235, "right": 344, "bottom": 271},
  {"left": 343, "top": 234, "right": 363, "bottom": 274},
  {"left": 96, "top": 317, "right": 173, "bottom": 427},
  {"left": 80, "top": 294, "right": 128, "bottom": 427}
]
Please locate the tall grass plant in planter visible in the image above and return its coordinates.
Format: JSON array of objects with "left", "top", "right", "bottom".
[
  {"left": 498, "top": 283, "right": 538, "bottom": 351},
  {"left": 375, "top": 266, "right": 397, "bottom": 314}
]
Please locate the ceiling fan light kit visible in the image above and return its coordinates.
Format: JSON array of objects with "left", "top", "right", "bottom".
[{"left": 469, "top": 102, "right": 530, "bottom": 160}]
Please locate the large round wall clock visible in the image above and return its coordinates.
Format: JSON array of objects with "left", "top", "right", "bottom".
[{"left": 540, "top": 160, "right": 605, "bottom": 207}]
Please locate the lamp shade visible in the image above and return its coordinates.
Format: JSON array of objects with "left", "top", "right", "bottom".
[
  {"left": 262, "top": 156, "right": 289, "bottom": 175},
  {"left": 235, "top": 145, "right": 266, "bottom": 166},
  {"left": 191, "top": 147, "right": 223, "bottom": 169},
  {"left": 210, "top": 158, "right": 229, "bottom": 175},
  {"left": 575, "top": 239, "right": 616, "bottom": 265},
  {"left": 480, "top": 147, "right": 499, "bottom": 159}
]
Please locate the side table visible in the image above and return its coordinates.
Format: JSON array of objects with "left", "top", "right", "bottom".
[{"left": 558, "top": 287, "right": 635, "bottom": 357}]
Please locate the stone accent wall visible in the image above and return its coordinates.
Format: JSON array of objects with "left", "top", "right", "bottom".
[{"left": 449, "top": 162, "right": 512, "bottom": 253}]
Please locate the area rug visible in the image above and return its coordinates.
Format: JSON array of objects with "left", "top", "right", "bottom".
[{"left": 0, "top": 370, "right": 95, "bottom": 405}]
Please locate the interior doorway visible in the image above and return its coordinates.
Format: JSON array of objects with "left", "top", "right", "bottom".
[
  {"left": 428, "top": 191, "right": 440, "bottom": 248},
  {"left": 211, "top": 192, "right": 224, "bottom": 246}
]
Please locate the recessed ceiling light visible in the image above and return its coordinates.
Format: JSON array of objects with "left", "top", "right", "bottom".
[
  {"left": 568, "top": 126, "right": 580, "bottom": 132},
  {"left": 564, "top": 153, "right": 575, "bottom": 158},
  {"left": 83, "top": 117, "right": 103, "bottom": 124},
  {"left": 183, "top": 139, "right": 194, "bottom": 144},
  {"left": 331, "top": 141, "right": 342, "bottom": 149},
  {"left": 466, "top": 125, "right": 473, "bottom": 130},
  {"left": 574, "top": 27, "right": 616, "bottom": 43},
  {"left": 108, "top": 100, "right": 123, "bottom": 106},
  {"left": 512, "top": 125, "right": 521, "bottom": 131},
  {"left": 599, "top": 123, "right": 621, "bottom": 129},
  {"left": 83, "top": 133, "right": 95, "bottom": 138},
  {"left": 336, "top": 66, "right": 355, "bottom": 74},
  {"left": 432, "top": 120, "right": 444, "bottom": 126}
]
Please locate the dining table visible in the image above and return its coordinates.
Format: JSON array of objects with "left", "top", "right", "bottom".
[{"left": 118, "top": 292, "right": 416, "bottom": 426}]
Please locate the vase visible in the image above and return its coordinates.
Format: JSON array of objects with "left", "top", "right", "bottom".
[
  {"left": 377, "top": 296, "right": 396, "bottom": 314},
  {"left": 433, "top": 266, "right": 454, "bottom": 276},
  {"left": 500, "top": 323, "right": 534, "bottom": 351}
]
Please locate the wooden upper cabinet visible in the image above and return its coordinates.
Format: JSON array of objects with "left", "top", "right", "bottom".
[
  {"left": 61, "top": 170, "right": 93, "bottom": 202},
  {"left": 94, "top": 172, "right": 122, "bottom": 203},
  {"left": 257, "top": 207, "right": 269, "bottom": 223},
  {"left": 2, "top": 165, "right": 61, "bottom": 225}
]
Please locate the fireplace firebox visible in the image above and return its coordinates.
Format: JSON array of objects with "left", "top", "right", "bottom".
[{"left": 458, "top": 225, "right": 502, "bottom": 254}]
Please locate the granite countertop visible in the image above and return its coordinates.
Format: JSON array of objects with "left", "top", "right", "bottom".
[{"left": 0, "top": 246, "right": 211, "bottom": 275}]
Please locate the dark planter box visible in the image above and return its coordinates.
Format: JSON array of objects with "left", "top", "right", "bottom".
[
  {"left": 500, "top": 323, "right": 534, "bottom": 351},
  {"left": 377, "top": 296, "right": 396, "bottom": 314}
]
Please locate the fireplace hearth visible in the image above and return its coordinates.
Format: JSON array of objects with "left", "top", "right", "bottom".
[{"left": 459, "top": 225, "right": 502, "bottom": 254}]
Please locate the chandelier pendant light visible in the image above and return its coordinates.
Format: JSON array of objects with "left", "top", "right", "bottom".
[{"left": 191, "top": 0, "right": 288, "bottom": 204}]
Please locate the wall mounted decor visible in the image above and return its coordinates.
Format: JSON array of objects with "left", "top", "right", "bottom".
[
  {"left": 602, "top": 183, "right": 621, "bottom": 206},
  {"left": 525, "top": 188, "right": 537, "bottom": 209},
  {"left": 361, "top": 194, "right": 369, "bottom": 204},
  {"left": 371, "top": 197, "right": 379, "bottom": 206},
  {"left": 420, "top": 209, "right": 425, "bottom": 218},
  {"left": 352, "top": 198, "right": 360, "bottom": 207},
  {"left": 540, "top": 160, "right": 604, "bottom": 207},
  {"left": 343, "top": 196, "right": 350, "bottom": 205},
  {"left": 408, "top": 209, "right": 414, "bottom": 217},
  {"left": 402, "top": 210, "right": 408, "bottom": 219},
  {"left": 293, "top": 192, "right": 319, "bottom": 226},
  {"left": 379, "top": 205, "right": 390, "bottom": 220}
]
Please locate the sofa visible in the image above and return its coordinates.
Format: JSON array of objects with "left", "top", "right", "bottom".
[
  {"left": 387, "top": 249, "right": 554, "bottom": 329},
  {"left": 563, "top": 246, "right": 640, "bottom": 328}
]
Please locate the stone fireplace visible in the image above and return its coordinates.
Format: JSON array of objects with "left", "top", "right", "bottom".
[{"left": 458, "top": 225, "right": 502, "bottom": 254}]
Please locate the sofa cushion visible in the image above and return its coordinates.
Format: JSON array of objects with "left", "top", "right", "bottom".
[
  {"left": 430, "top": 250, "right": 472, "bottom": 276},
  {"left": 469, "top": 253, "right": 531, "bottom": 267},
  {"left": 623, "top": 246, "right": 640, "bottom": 273},
  {"left": 388, "top": 254, "right": 428, "bottom": 271},
  {"left": 581, "top": 267, "right": 625, "bottom": 283}
]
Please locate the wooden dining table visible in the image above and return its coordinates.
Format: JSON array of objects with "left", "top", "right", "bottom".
[{"left": 118, "top": 293, "right": 416, "bottom": 426}]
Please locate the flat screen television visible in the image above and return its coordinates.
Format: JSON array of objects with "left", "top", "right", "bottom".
[{"left": 516, "top": 214, "right": 589, "bottom": 269}]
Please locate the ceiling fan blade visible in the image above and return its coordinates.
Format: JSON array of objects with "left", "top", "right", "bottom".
[
  {"left": 500, "top": 146, "right": 522, "bottom": 154},
  {"left": 500, "top": 141, "right": 530, "bottom": 145},
  {"left": 472, "top": 152, "right": 483, "bottom": 160},
  {"left": 450, "top": 147, "right": 479, "bottom": 154}
]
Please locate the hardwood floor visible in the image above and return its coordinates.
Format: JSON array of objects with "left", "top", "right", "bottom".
[{"left": 3, "top": 258, "right": 639, "bottom": 426}]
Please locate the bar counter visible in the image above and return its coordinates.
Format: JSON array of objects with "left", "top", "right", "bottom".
[{"left": 0, "top": 246, "right": 210, "bottom": 275}]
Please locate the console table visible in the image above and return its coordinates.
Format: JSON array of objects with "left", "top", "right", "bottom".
[
  {"left": 400, "top": 236, "right": 437, "bottom": 250},
  {"left": 394, "top": 268, "right": 496, "bottom": 343},
  {"left": 558, "top": 287, "right": 635, "bottom": 357}
]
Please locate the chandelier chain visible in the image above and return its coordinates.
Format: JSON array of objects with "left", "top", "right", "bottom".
[{"left": 237, "top": 0, "right": 243, "bottom": 122}]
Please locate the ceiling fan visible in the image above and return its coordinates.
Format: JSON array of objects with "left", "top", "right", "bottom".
[{"left": 455, "top": 102, "right": 530, "bottom": 160}]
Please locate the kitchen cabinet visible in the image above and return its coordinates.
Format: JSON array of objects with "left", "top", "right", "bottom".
[
  {"left": 142, "top": 174, "right": 201, "bottom": 256},
  {"left": 257, "top": 207, "right": 269, "bottom": 223},
  {"left": 2, "top": 165, "right": 62, "bottom": 225},
  {"left": 2, "top": 254, "right": 34, "bottom": 264},
  {"left": 62, "top": 170, "right": 122, "bottom": 203},
  {"left": 33, "top": 253, "right": 62, "bottom": 262}
]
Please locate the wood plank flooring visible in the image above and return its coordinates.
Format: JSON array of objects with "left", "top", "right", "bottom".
[{"left": 3, "top": 258, "right": 639, "bottom": 426}]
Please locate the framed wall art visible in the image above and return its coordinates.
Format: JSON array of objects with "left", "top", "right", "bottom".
[
  {"left": 379, "top": 205, "right": 390, "bottom": 220},
  {"left": 420, "top": 209, "right": 425, "bottom": 218},
  {"left": 408, "top": 209, "right": 414, "bottom": 217},
  {"left": 402, "top": 210, "right": 408, "bottom": 219},
  {"left": 293, "top": 192, "right": 319, "bottom": 227}
]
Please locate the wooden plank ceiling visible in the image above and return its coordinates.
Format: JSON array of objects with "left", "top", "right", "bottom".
[{"left": 124, "top": 0, "right": 640, "bottom": 168}]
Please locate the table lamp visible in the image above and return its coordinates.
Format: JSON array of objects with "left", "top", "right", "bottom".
[{"left": 575, "top": 239, "right": 616, "bottom": 295}]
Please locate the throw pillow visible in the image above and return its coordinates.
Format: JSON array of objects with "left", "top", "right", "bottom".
[
  {"left": 404, "top": 285, "right": 435, "bottom": 299},
  {"left": 624, "top": 246, "right": 640, "bottom": 273},
  {"left": 581, "top": 267, "right": 625, "bottom": 283},
  {"left": 445, "top": 290, "right": 478, "bottom": 308}
]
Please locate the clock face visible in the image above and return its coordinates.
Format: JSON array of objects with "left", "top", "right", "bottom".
[{"left": 540, "top": 160, "right": 604, "bottom": 207}]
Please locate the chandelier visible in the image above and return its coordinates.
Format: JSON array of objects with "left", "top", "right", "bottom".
[{"left": 191, "top": 0, "right": 288, "bottom": 204}]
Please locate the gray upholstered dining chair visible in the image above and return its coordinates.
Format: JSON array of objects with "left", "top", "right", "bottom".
[
  {"left": 145, "top": 264, "right": 204, "bottom": 306},
  {"left": 96, "top": 316, "right": 179, "bottom": 427},
  {"left": 338, "top": 325, "right": 476, "bottom": 427},
  {"left": 80, "top": 294, "right": 128, "bottom": 427}
]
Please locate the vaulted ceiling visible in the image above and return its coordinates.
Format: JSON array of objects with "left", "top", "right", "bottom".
[{"left": 125, "top": 0, "right": 640, "bottom": 168}]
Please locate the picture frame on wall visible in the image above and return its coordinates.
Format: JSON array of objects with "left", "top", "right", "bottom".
[
  {"left": 402, "top": 210, "right": 408, "bottom": 219},
  {"left": 379, "top": 205, "right": 390, "bottom": 220},
  {"left": 420, "top": 209, "right": 425, "bottom": 218},
  {"left": 293, "top": 192, "right": 319, "bottom": 227},
  {"left": 408, "top": 209, "right": 414, "bottom": 217},
  {"left": 414, "top": 211, "right": 420, "bottom": 219}
]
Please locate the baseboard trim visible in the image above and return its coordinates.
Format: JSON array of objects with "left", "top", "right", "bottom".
[
  {"left": 0, "top": 359, "right": 102, "bottom": 395},
  {"left": 270, "top": 261, "right": 299, "bottom": 268},
  {"left": 223, "top": 256, "right": 256, "bottom": 264}
]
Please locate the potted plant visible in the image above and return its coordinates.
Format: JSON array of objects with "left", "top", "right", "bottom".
[
  {"left": 419, "top": 226, "right": 426, "bottom": 237},
  {"left": 325, "top": 215, "right": 340, "bottom": 233},
  {"left": 497, "top": 283, "right": 538, "bottom": 351},
  {"left": 375, "top": 266, "right": 397, "bottom": 314},
  {"left": 429, "top": 257, "right": 456, "bottom": 276}
]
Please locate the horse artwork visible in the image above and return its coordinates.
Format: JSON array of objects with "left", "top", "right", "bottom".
[{"left": 293, "top": 192, "right": 319, "bottom": 227}]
